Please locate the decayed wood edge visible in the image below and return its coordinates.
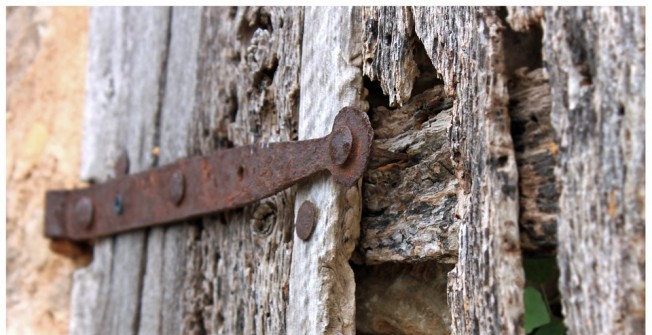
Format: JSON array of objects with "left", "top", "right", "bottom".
[
  {"left": 178, "top": 7, "right": 302, "bottom": 334},
  {"left": 137, "top": 7, "right": 202, "bottom": 335},
  {"left": 361, "top": 6, "right": 419, "bottom": 107},
  {"left": 410, "top": 7, "right": 525, "bottom": 334},
  {"left": 360, "top": 86, "right": 459, "bottom": 264},
  {"left": 287, "top": 7, "right": 365, "bottom": 335},
  {"left": 508, "top": 7, "right": 645, "bottom": 334},
  {"left": 71, "top": 7, "right": 171, "bottom": 335}
]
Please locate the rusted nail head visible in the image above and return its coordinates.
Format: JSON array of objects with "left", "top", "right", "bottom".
[
  {"left": 329, "top": 126, "right": 353, "bottom": 166},
  {"left": 169, "top": 171, "right": 185, "bottom": 205},
  {"left": 296, "top": 201, "right": 318, "bottom": 241},
  {"left": 73, "top": 197, "right": 93, "bottom": 228}
]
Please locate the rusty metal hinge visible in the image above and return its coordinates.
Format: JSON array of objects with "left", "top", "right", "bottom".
[{"left": 45, "top": 107, "right": 373, "bottom": 255}]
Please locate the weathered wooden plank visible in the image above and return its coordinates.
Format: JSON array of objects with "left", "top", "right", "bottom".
[
  {"left": 178, "top": 7, "right": 303, "bottom": 334},
  {"left": 509, "top": 6, "right": 646, "bottom": 334},
  {"left": 137, "top": 7, "right": 202, "bottom": 335},
  {"left": 409, "top": 7, "right": 525, "bottom": 334},
  {"left": 287, "top": 7, "right": 365, "bottom": 335},
  {"left": 71, "top": 7, "right": 171, "bottom": 335}
]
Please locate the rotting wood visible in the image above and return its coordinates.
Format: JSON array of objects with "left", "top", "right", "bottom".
[
  {"left": 362, "top": 6, "right": 419, "bottom": 107},
  {"left": 357, "top": 7, "right": 526, "bottom": 334},
  {"left": 508, "top": 68, "right": 558, "bottom": 254},
  {"left": 412, "top": 7, "right": 525, "bottom": 334},
  {"left": 182, "top": 7, "right": 303, "bottom": 334},
  {"left": 67, "top": 6, "right": 645, "bottom": 335},
  {"left": 360, "top": 85, "right": 458, "bottom": 264},
  {"left": 71, "top": 6, "right": 305, "bottom": 334},
  {"left": 509, "top": 6, "right": 645, "bottom": 334}
]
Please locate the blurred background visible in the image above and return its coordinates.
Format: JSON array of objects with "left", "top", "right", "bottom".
[{"left": 6, "top": 7, "right": 89, "bottom": 334}]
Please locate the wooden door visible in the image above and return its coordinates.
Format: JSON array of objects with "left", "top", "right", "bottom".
[{"left": 70, "top": 6, "right": 645, "bottom": 335}]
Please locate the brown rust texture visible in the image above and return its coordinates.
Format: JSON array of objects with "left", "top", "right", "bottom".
[{"left": 6, "top": 6, "right": 89, "bottom": 335}]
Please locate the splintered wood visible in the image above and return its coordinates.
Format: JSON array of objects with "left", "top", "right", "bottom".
[{"left": 70, "top": 6, "right": 644, "bottom": 335}]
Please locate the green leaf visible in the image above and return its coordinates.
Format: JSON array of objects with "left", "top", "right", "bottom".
[
  {"left": 534, "top": 319, "right": 566, "bottom": 335},
  {"left": 523, "top": 257, "right": 556, "bottom": 284},
  {"left": 524, "top": 287, "right": 550, "bottom": 333}
]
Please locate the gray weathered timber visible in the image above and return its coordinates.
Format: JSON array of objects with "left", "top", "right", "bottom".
[
  {"left": 137, "top": 7, "right": 202, "bottom": 335},
  {"left": 508, "top": 6, "right": 645, "bottom": 334},
  {"left": 362, "top": 6, "right": 419, "bottom": 107},
  {"left": 181, "top": 7, "right": 303, "bottom": 334},
  {"left": 71, "top": 6, "right": 305, "bottom": 335},
  {"left": 71, "top": 7, "right": 171, "bottom": 335},
  {"left": 287, "top": 7, "right": 364, "bottom": 335},
  {"left": 411, "top": 7, "right": 526, "bottom": 334},
  {"left": 68, "top": 6, "right": 645, "bottom": 335}
]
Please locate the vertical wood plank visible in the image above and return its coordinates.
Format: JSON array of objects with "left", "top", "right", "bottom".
[
  {"left": 533, "top": 7, "right": 644, "bottom": 334},
  {"left": 287, "top": 7, "right": 365, "bottom": 334},
  {"left": 137, "top": 7, "right": 203, "bottom": 335},
  {"left": 179, "top": 7, "right": 304, "bottom": 334},
  {"left": 70, "top": 7, "right": 171, "bottom": 335},
  {"left": 411, "top": 7, "right": 525, "bottom": 334}
]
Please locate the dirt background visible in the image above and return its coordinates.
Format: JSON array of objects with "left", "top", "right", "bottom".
[{"left": 6, "top": 7, "right": 89, "bottom": 334}]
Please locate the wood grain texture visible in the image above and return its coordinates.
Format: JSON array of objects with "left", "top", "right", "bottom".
[
  {"left": 71, "top": 7, "right": 171, "bottom": 335},
  {"left": 410, "top": 7, "right": 526, "bottom": 334},
  {"left": 361, "top": 6, "right": 419, "bottom": 107},
  {"left": 360, "top": 86, "right": 458, "bottom": 264},
  {"left": 509, "top": 7, "right": 646, "bottom": 334},
  {"left": 181, "top": 7, "right": 303, "bottom": 334},
  {"left": 286, "top": 6, "right": 365, "bottom": 335},
  {"left": 72, "top": 7, "right": 305, "bottom": 335},
  {"left": 137, "top": 7, "right": 202, "bottom": 335}
]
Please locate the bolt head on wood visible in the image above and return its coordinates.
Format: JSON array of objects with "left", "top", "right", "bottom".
[
  {"left": 168, "top": 171, "right": 185, "bottom": 205},
  {"left": 73, "top": 197, "right": 94, "bottom": 228},
  {"left": 296, "top": 201, "right": 318, "bottom": 241},
  {"left": 329, "top": 126, "right": 353, "bottom": 166}
]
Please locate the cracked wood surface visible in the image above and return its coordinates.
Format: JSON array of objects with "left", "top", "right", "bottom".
[
  {"left": 287, "top": 7, "right": 365, "bottom": 335},
  {"left": 69, "top": 6, "right": 644, "bottom": 335},
  {"left": 72, "top": 7, "right": 304, "bottom": 334},
  {"left": 508, "top": 6, "right": 645, "bottom": 334},
  {"left": 71, "top": 7, "right": 170, "bottom": 335}
]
